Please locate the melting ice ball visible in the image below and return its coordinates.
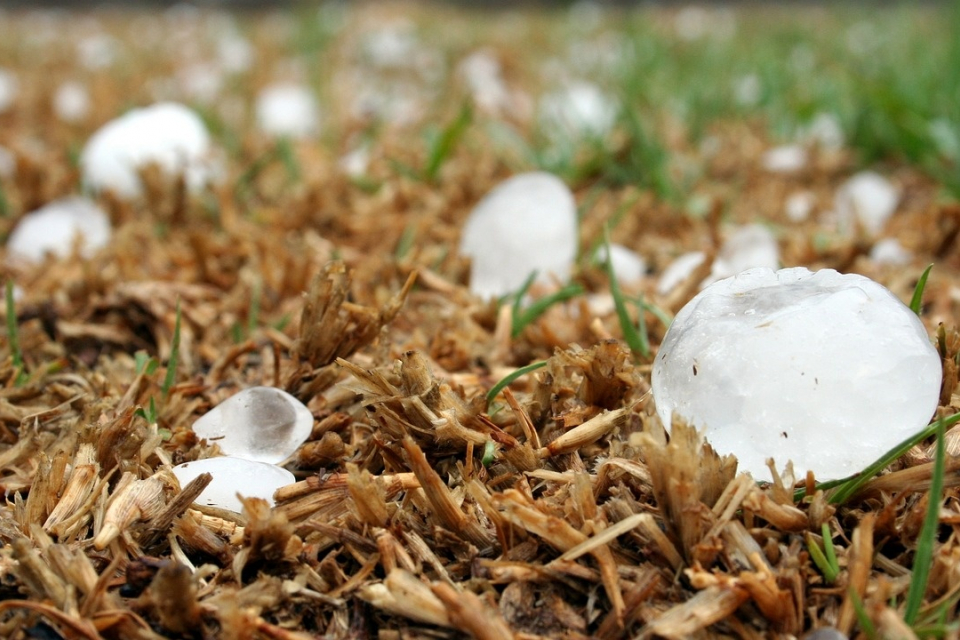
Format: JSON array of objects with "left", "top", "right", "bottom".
[
  {"left": 255, "top": 83, "right": 320, "bottom": 139},
  {"left": 652, "top": 267, "right": 941, "bottom": 480},
  {"left": 80, "top": 102, "right": 215, "bottom": 199},
  {"left": 834, "top": 171, "right": 899, "bottom": 236},
  {"left": 191, "top": 387, "right": 314, "bottom": 464},
  {"left": 6, "top": 197, "right": 111, "bottom": 263},
  {"left": 172, "top": 457, "right": 294, "bottom": 513},
  {"left": 459, "top": 172, "right": 577, "bottom": 299}
]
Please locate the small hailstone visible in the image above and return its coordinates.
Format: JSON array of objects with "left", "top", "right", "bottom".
[
  {"left": 785, "top": 191, "right": 815, "bottom": 223},
  {"left": 339, "top": 145, "right": 370, "bottom": 178},
  {"left": 0, "top": 145, "right": 15, "bottom": 179},
  {"left": 835, "top": 171, "right": 898, "bottom": 236},
  {"left": 458, "top": 50, "right": 510, "bottom": 114},
  {"left": 657, "top": 251, "right": 706, "bottom": 296},
  {"left": 6, "top": 197, "right": 111, "bottom": 263},
  {"left": 761, "top": 144, "right": 807, "bottom": 173},
  {"left": 709, "top": 224, "right": 779, "bottom": 284},
  {"left": 0, "top": 68, "right": 19, "bottom": 113},
  {"left": 652, "top": 267, "right": 941, "bottom": 480},
  {"left": 53, "top": 81, "right": 91, "bottom": 123},
  {"left": 870, "top": 238, "right": 912, "bottom": 266},
  {"left": 539, "top": 81, "right": 617, "bottom": 140},
  {"left": 191, "top": 386, "right": 314, "bottom": 464},
  {"left": 732, "top": 74, "right": 761, "bottom": 107},
  {"left": 77, "top": 33, "right": 119, "bottom": 70},
  {"left": 80, "top": 102, "right": 215, "bottom": 199},
  {"left": 172, "top": 457, "right": 294, "bottom": 513},
  {"left": 801, "top": 112, "right": 845, "bottom": 151},
  {"left": 460, "top": 172, "right": 577, "bottom": 300},
  {"left": 596, "top": 244, "right": 646, "bottom": 285},
  {"left": 255, "top": 83, "right": 320, "bottom": 139}
]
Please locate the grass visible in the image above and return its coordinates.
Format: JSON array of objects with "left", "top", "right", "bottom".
[
  {"left": 486, "top": 360, "right": 547, "bottom": 407},
  {"left": 910, "top": 264, "right": 934, "bottom": 315},
  {"left": 806, "top": 523, "right": 840, "bottom": 584},
  {"left": 505, "top": 271, "right": 584, "bottom": 339}
]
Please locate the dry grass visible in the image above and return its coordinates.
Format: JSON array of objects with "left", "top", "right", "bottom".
[{"left": 0, "top": 4, "right": 959, "bottom": 639}]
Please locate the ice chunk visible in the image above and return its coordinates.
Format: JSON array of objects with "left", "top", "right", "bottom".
[
  {"left": 459, "top": 172, "right": 577, "bottom": 299},
  {"left": 53, "top": 81, "right": 91, "bottom": 123},
  {"left": 539, "top": 81, "right": 617, "bottom": 140},
  {"left": 256, "top": 83, "right": 320, "bottom": 139},
  {"left": 835, "top": 171, "right": 898, "bottom": 236},
  {"left": 6, "top": 197, "right": 111, "bottom": 264},
  {"left": 870, "top": 238, "right": 911, "bottom": 266},
  {"left": 761, "top": 144, "right": 807, "bottom": 173},
  {"left": 709, "top": 224, "right": 779, "bottom": 284},
  {"left": 657, "top": 251, "right": 706, "bottom": 296},
  {"left": 191, "top": 386, "right": 314, "bottom": 464},
  {"left": 595, "top": 243, "right": 646, "bottom": 285},
  {"left": 0, "top": 68, "right": 18, "bottom": 113},
  {"left": 80, "top": 102, "right": 215, "bottom": 199},
  {"left": 172, "top": 457, "right": 294, "bottom": 513},
  {"left": 785, "top": 190, "right": 815, "bottom": 223},
  {"left": 652, "top": 267, "right": 941, "bottom": 480},
  {"left": 459, "top": 50, "right": 510, "bottom": 114}
]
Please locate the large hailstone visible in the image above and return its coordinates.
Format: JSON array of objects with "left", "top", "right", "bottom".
[
  {"left": 459, "top": 172, "right": 577, "bottom": 299},
  {"left": 80, "top": 102, "right": 215, "bottom": 199},
  {"left": 652, "top": 267, "right": 941, "bottom": 480},
  {"left": 255, "top": 83, "right": 320, "bottom": 139},
  {"left": 6, "top": 197, "right": 111, "bottom": 263},
  {"left": 191, "top": 386, "right": 314, "bottom": 464},
  {"left": 172, "top": 457, "right": 294, "bottom": 513}
]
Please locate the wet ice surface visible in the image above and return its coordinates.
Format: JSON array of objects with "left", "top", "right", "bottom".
[
  {"left": 172, "top": 456, "right": 294, "bottom": 513},
  {"left": 6, "top": 197, "right": 111, "bottom": 263},
  {"left": 652, "top": 267, "right": 942, "bottom": 480},
  {"left": 80, "top": 102, "right": 215, "bottom": 198},
  {"left": 459, "top": 172, "right": 577, "bottom": 299},
  {"left": 191, "top": 386, "right": 314, "bottom": 464}
]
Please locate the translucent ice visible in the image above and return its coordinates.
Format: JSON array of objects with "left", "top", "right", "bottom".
[
  {"left": 256, "top": 83, "right": 320, "bottom": 139},
  {"left": 652, "top": 267, "right": 941, "bottom": 480},
  {"left": 834, "top": 171, "right": 898, "bottom": 236},
  {"left": 191, "top": 386, "right": 314, "bottom": 464},
  {"left": 708, "top": 224, "right": 780, "bottom": 285},
  {"left": 6, "top": 197, "right": 111, "bottom": 264},
  {"left": 870, "top": 238, "right": 912, "bottom": 266},
  {"left": 761, "top": 144, "right": 807, "bottom": 173},
  {"left": 657, "top": 251, "right": 706, "bottom": 296},
  {"left": 539, "top": 81, "right": 617, "bottom": 140},
  {"left": 80, "top": 102, "right": 215, "bottom": 198},
  {"left": 459, "top": 172, "right": 577, "bottom": 299},
  {"left": 596, "top": 243, "right": 646, "bottom": 285},
  {"left": 172, "top": 456, "right": 294, "bottom": 513}
]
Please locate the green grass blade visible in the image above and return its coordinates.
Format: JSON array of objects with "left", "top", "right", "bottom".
[
  {"left": 481, "top": 440, "right": 496, "bottom": 467},
  {"left": 423, "top": 103, "right": 472, "bottom": 182},
  {"left": 507, "top": 270, "right": 538, "bottom": 318},
  {"left": 909, "top": 264, "right": 934, "bottom": 315},
  {"left": 395, "top": 222, "right": 417, "bottom": 260},
  {"left": 849, "top": 588, "right": 878, "bottom": 640},
  {"left": 904, "top": 418, "right": 946, "bottom": 625},
  {"left": 247, "top": 278, "right": 262, "bottom": 336},
  {"left": 162, "top": 302, "right": 182, "bottom": 399},
  {"left": 512, "top": 283, "right": 584, "bottom": 338},
  {"left": 828, "top": 411, "right": 960, "bottom": 505},
  {"left": 806, "top": 533, "right": 838, "bottom": 584},
  {"left": 603, "top": 228, "right": 649, "bottom": 357},
  {"left": 486, "top": 360, "right": 547, "bottom": 406},
  {"left": 822, "top": 523, "right": 840, "bottom": 579}
]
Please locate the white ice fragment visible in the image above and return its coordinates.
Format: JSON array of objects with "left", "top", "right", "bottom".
[
  {"left": 835, "top": 171, "right": 899, "bottom": 236},
  {"left": 256, "top": 83, "right": 320, "bottom": 139},
  {"left": 458, "top": 50, "right": 510, "bottom": 114},
  {"left": 0, "top": 68, "right": 19, "bottom": 113},
  {"left": 732, "top": 74, "right": 761, "bottom": 107},
  {"left": 172, "top": 457, "right": 294, "bottom": 513},
  {"left": 77, "top": 33, "right": 119, "bottom": 70},
  {"left": 6, "top": 197, "right": 111, "bottom": 264},
  {"left": 652, "top": 267, "right": 941, "bottom": 480},
  {"left": 870, "top": 238, "right": 912, "bottom": 266},
  {"left": 800, "top": 112, "right": 845, "bottom": 151},
  {"left": 339, "top": 145, "right": 370, "bottom": 178},
  {"left": 191, "top": 386, "right": 314, "bottom": 464},
  {"left": 0, "top": 145, "right": 15, "bottom": 179},
  {"left": 539, "top": 81, "right": 617, "bottom": 140},
  {"left": 53, "top": 81, "right": 91, "bottom": 123},
  {"left": 80, "top": 102, "right": 215, "bottom": 199},
  {"left": 785, "top": 191, "right": 815, "bottom": 223},
  {"left": 460, "top": 172, "right": 577, "bottom": 300},
  {"left": 761, "top": 144, "right": 807, "bottom": 173},
  {"left": 709, "top": 224, "right": 779, "bottom": 284},
  {"left": 596, "top": 243, "right": 646, "bottom": 285},
  {"left": 657, "top": 251, "right": 706, "bottom": 296}
]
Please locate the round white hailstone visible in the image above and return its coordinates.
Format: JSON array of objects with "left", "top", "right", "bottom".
[
  {"left": 0, "top": 68, "right": 19, "bottom": 113},
  {"left": 835, "top": 171, "right": 899, "bottom": 236},
  {"left": 652, "top": 267, "right": 941, "bottom": 480},
  {"left": 460, "top": 172, "right": 577, "bottom": 300},
  {"left": 708, "top": 224, "right": 780, "bottom": 284},
  {"left": 77, "top": 33, "right": 118, "bottom": 70},
  {"left": 217, "top": 32, "right": 254, "bottom": 74},
  {"left": 595, "top": 243, "right": 646, "bottom": 285},
  {"left": 870, "top": 238, "right": 912, "bottom": 266},
  {"left": 657, "top": 251, "right": 706, "bottom": 296},
  {"left": 80, "top": 102, "right": 215, "bottom": 199},
  {"left": 459, "top": 50, "right": 510, "bottom": 114},
  {"left": 801, "top": 112, "right": 845, "bottom": 151},
  {"left": 6, "top": 197, "right": 111, "bottom": 263},
  {"left": 785, "top": 191, "right": 816, "bottom": 223},
  {"left": 761, "top": 144, "right": 807, "bottom": 173},
  {"left": 191, "top": 386, "right": 314, "bottom": 464},
  {"left": 53, "top": 81, "right": 91, "bottom": 123},
  {"left": 338, "top": 145, "right": 370, "bottom": 178},
  {"left": 732, "top": 74, "right": 761, "bottom": 107},
  {"left": 539, "top": 81, "right": 617, "bottom": 140},
  {"left": 178, "top": 63, "right": 223, "bottom": 104},
  {"left": 255, "top": 83, "right": 320, "bottom": 139},
  {"left": 172, "top": 457, "right": 294, "bottom": 513}
]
